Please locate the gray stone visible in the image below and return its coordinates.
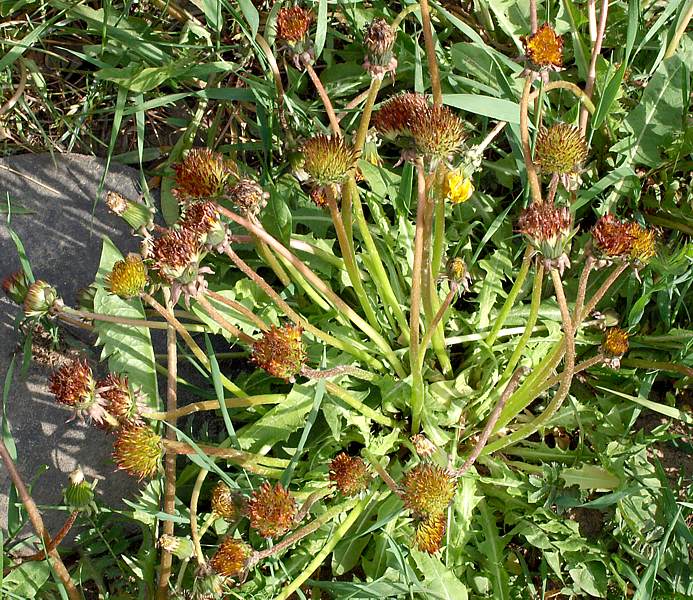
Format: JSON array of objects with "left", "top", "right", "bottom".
[{"left": 0, "top": 153, "right": 145, "bottom": 539}]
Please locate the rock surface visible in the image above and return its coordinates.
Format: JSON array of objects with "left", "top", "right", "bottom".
[{"left": 0, "top": 153, "right": 143, "bottom": 538}]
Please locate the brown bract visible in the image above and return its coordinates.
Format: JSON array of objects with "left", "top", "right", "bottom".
[
  {"left": 179, "top": 200, "right": 219, "bottom": 235},
  {"left": 251, "top": 324, "right": 307, "bottom": 381},
  {"left": 521, "top": 23, "right": 563, "bottom": 69},
  {"left": 401, "top": 463, "right": 456, "bottom": 517},
  {"left": 97, "top": 373, "right": 144, "bottom": 428},
  {"left": 210, "top": 537, "right": 252, "bottom": 578},
  {"left": 229, "top": 178, "right": 268, "bottom": 218},
  {"left": 329, "top": 453, "right": 370, "bottom": 496},
  {"left": 591, "top": 214, "right": 656, "bottom": 264},
  {"left": 212, "top": 482, "right": 243, "bottom": 521},
  {"left": 246, "top": 481, "right": 297, "bottom": 538},
  {"left": 2, "top": 270, "right": 29, "bottom": 305},
  {"left": 276, "top": 6, "right": 313, "bottom": 43},
  {"left": 414, "top": 512, "right": 446, "bottom": 554}
]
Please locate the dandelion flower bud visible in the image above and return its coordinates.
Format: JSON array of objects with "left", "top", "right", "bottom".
[
  {"left": 104, "top": 191, "right": 154, "bottom": 231},
  {"left": 601, "top": 327, "right": 629, "bottom": 368},
  {"left": 251, "top": 324, "right": 307, "bottom": 382},
  {"left": 211, "top": 482, "right": 244, "bottom": 521},
  {"left": 521, "top": 23, "right": 563, "bottom": 70},
  {"left": 2, "top": 270, "right": 30, "bottom": 305},
  {"left": 229, "top": 178, "right": 268, "bottom": 218},
  {"left": 414, "top": 513, "right": 446, "bottom": 554},
  {"left": 401, "top": 463, "right": 456, "bottom": 518},
  {"left": 113, "top": 425, "right": 162, "bottom": 480},
  {"left": 535, "top": 124, "right": 588, "bottom": 177},
  {"left": 329, "top": 453, "right": 370, "bottom": 496},
  {"left": 301, "top": 135, "right": 359, "bottom": 186},
  {"left": 444, "top": 168, "right": 474, "bottom": 204},
  {"left": 63, "top": 467, "right": 95, "bottom": 512},
  {"left": 158, "top": 534, "right": 195, "bottom": 560},
  {"left": 173, "top": 148, "right": 234, "bottom": 201},
  {"left": 210, "top": 537, "right": 252, "bottom": 578},
  {"left": 23, "top": 280, "right": 60, "bottom": 318},
  {"left": 517, "top": 202, "right": 574, "bottom": 272},
  {"left": 247, "top": 481, "right": 297, "bottom": 538},
  {"left": 107, "top": 255, "right": 148, "bottom": 299},
  {"left": 363, "top": 18, "right": 398, "bottom": 79}
]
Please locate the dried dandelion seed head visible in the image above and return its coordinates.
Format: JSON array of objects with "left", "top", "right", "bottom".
[
  {"left": 2, "top": 270, "right": 30, "bottom": 305},
  {"left": 411, "top": 434, "right": 438, "bottom": 458},
  {"left": 363, "top": 18, "right": 398, "bottom": 79},
  {"left": 107, "top": 255, "right": 148, "bottom": 299},
  {"left": 113, "top": 424, "right": 162, "bottom": 480},
  {"left": 534, "top": 124, "right": 588, "bottom": 176},
  {"left": 229, "top": 178, "right": 268, "bottom": 218},
  {"left": 521, "top": 23, "right": 563, "bottom": 70},
  {"left": 301, "top": 135, "right": 359, "bottom": 186},
  {"left": 173, "top": 148, "right": 234, "bottom": 201},
  {"left": 329, "top": 453, "right": 370, "bottom": 496},
  {"left": 210, "top": 537, "right": 252, "bottom": 578},
  {"left": 97, "top": 373, "right": 146, "bottom": 428},
  {"left": 518, "top": 203, "right": 574, "bottom": 273},
  {"left": 23, "top": 280, "right": 60, "bottom": 318},
  {"left": 276, "top": 6, "right": 314, "bottom": 67},
  {"left": 49, "top": 358, "right": 108, "bottom": 423},
  {"left": 211, "top": 482, "right": 244, "bottom": 521},
  {"left": 251, "top": 324, "right": 307, "bottom": 381},
  {"left": 401, "top": 463, "right": 457, "bottom": 517},
  {"left": 414, "top": 512, "right": 446, "bottom": 554},
  {"left": 247, "top": 481, "right": 297, "bottom": 538},
  {"left": 443, "top": 168, "right": 474, "bottom": 204}
]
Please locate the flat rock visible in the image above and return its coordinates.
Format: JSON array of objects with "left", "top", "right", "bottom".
[{"left": 0, "top": 153, "right": 144, "bottom": 539}]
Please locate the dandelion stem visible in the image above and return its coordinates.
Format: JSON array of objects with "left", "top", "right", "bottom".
[
  {"left": 364, "top": 451, "right": 401, "bottom": 495},
  {"left": 419, "top": 287, "right": 455, "bottom": 368},
  {"left": 60, "top": 306, "right": 205, "bottom": 332},
  {"left": 354, "top": 77, "right": 382, "bottom": 152},
  {"left": 520, "top": 77, "right": 542, "bottom": 204},
  {"left": 579, "top": 261, "right": 629, "bottom": 322},
  {"left": 206, "top": 289, "right": 268, "bottom": 331},
  {"left": 303, "top": 61, "right": 341, "bottom": 137},
  {"left": 580, "top": 0, "right": 609, "bottom": 133},
  {"left": 486, "top": 247, "right": 533, "bottom": 347},
  {"left": 420, "top": 0, "right": 442, "bottom": 105},
  {"left": 189, "top": 468, "right": 209, "bottom": 566},
  {"left": 196, "top": 294, "right": 255, "bottom": 344},
  {"left": 572, "top": 256, "right": 595, "bottom": 327},
  {"left": 145, "top": 395, "right": 284, "bottom": 421},
  {"left": 529, "top": 0, "right": 538, "bottom": 34}
]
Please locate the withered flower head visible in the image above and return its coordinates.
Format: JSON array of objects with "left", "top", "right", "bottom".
[
  {"left": 276, "top": 6, "right": 313, "bottom": 43},
  {"left": 374, "top": 94, "right": 465, "bottom": 160},
  {"left": 150, "top": 227, "right": 201, "bottom": 282},
  {"left": 113, "top": 424, "right": 162, "bottom": 480},
  {"left": 602, "top": 327, "right": 629, "bottom": 358},
  {"left": 229, "top": 178, "right": 268, "bottom": 218},
  {"left": 591, "top": 214, "right": 656, "bottom": 264},
  {"left": 401, "top": 463, "right": 457, "bottom": 518},
  {"left": 247, "top": 481, "right": 296, "bottom": 538},
  {"left": 251, "top": 324, "right": 306, "bottom": 382},
  {"left": 173, "top": 149, "right": 234, "bottom": 201},
  {"left": 210, "top": 537, "right": 252, "bottom": 578},
  {"left": 518, "top": 203, "right": 574, "bottom": 272},
  {"left": 180, "top": 200, "right": 219, "bottom": 235},
  {"left": 411, "top": 434, "right": 437, "bottom": 458},
  {"left": 2, "top": 270, "right": 30, "bottom": 305},
  {"left": 534, "top": 124, "right": 588, "bottom": 176},
  {"left": 97, "top": 373, "right": 145, "bottom": 428},
  {"left": 49, "top": 358, "right": 106, "bottom": 422},
  {"left": 211, "top": 482, "right": 243, "bottom": 521},
  {"left": 363, "top": 18, "right": 398, "bottom": 79},
  {"left": 23, "top": 280, "right": 60, "bottom": 318},
  {"left": 444, "top": 257, "right": 472, "bottom": 294},
  {"left": 329, "top": 453, "right": 370, "bottom": 496},
  {"left": 521, "top": 23, "right": 563, "bottom": 70},
  {"left": 107, "top": 255, "right": 148, "bottom": 299},
  {"left": 301, "top": 135, "right": 359, "bottom": 186},
  {"left": 414, "top": 513, "right": 446, "bottom": 554}
]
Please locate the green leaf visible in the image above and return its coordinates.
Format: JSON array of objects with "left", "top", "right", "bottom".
[
  {"left": 314, "top": 0, "right": 328, "bottom": 59},
  {"left": 560, "top": 464, "right": 620, "bottom": 491},
  {"left": 160, "top": 175, "right": 179, "bottom": 225},
  {"left": 93, "top": 238, "right": 159, "bottom": 407},
  {"left": 261, "top": 186, "right": 292, "bottom": 244},
  {"left": 611, "top": 48, "right": 690, "bottom": 167},
  {"left": 332, "top": 533, "right": 371, "bottom": 576},
  {"left": 1, "top": 561, "right": 51, "bottom": 598},
  {"left": 237, "top": 384, "right": 314, "bottom": 453},
  {"left": 477, "top": 500, "right": 509, "bottom": 600},
  {"left": 411, "top": 550, "right": 469, "bottom": 600},
  {"left": 443, "top": 94, "right": 520, "bottom": 123},
  {"left": 237, "top": 0, "right": 259, "bottom": 37}
]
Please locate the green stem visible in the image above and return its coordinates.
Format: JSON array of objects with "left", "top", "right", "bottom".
[
  {"left": 485, "top": 247, "right": 533, "bottom": 347},
  {"left": 620, "top": 358, "right": 693, "bottom": 378},
  {"left": 273, "top": 496, "right": 371, "bottom": 600},
  {"left": 326, "top": 187, "right": 381, "bottom": 332},
  {"left": 145, "top": 395, "right": 284, "bottom": 420},
  {"left": 664, "top": 0, "right": 693, "bottom": 59},
  {"left": 354, "top": 77, "right": 382, "bottom": 152},
  {"left": 419, "top": 288, "right": 455, "bottom": 368},
  {"left": 420, "top": 0, "right": 442, "bottom": 105},
  {"left": 520, "top": 77, "right": 542, "bottom": 204}
]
